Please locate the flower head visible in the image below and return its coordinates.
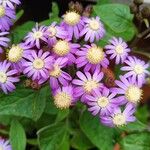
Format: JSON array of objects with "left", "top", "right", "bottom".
[
  {"left": 105, "top": 37, "right": 131, "bottom": 64},
  {"left": 0, "top": 138, "right": 12, "bottom": 150},
  {"left": 0, "top": 0, "right": 21, "bottom": 9},
  {"left": 80, "top": 16, "right": 105, "bottom": 43},
  {"left": 0, "top": 60, "right": 19, "bottom": 94}
]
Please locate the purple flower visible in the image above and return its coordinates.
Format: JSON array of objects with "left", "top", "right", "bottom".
[
  {"left": 0, "top": 60, "right": 19, "bottom": 94},
  {"left": 46, "top": 22, "right": 68, "bottom": 46},
  {"left": 0, "top": 138, "right": 12, "bottom": 150},
  {"left": 80, "top": 16, "right": 105, "bottom": 43},
  {"left": 61, "top": 11, "right": 84, "bottom": 39},
  {"left": 101, "top": 103, "right": 136, "bottom": 127},
  {"left": 23, "top": 50, "right": 53, "bottom": 81},
  {"left": 0, "top": 31, "right": 10, "bottom": 53},
  {"left": 52, "top": 39, "right": 80, "bottom": 65},
  {"left": 105, "top": 37, "right": 131, "bottom": 64},
  {"left": 121, "top": 56, "right": 150, "bottom": 86},
  {"left": 24, "top": 23, "right": 48, "bottom": 49},
  {"left": 76, "top": 44, "right": 109, "bottom": 72},
  {"left": 0, "top": 5, "right": 16, "bottom": 31},
  {"left": 52, "top": 85, "right": 76, "bottom": 109},
  {"left": 86, "top": 87, "right": 120, "bottom": 116},
  {"left": 112, "top": 75, "right": 143, "bottom": 105},
  {"left": 72, "top": 69, "right": 104, "bottom": 102},
  {"left": 0, "top": 0, "right": 21, "bottom": 9}
]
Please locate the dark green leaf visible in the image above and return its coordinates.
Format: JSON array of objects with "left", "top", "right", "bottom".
[
  {"left": 15, "top": 10, "right": 24, "bottom": 23},
  {"left": 58, "top": 133, "right": 70, "bottom": 150},
  {"left": 55, "top": 109, "right": 69, "bottom": 122}
]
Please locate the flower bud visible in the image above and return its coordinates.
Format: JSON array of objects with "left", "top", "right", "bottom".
[
  {"left": 130, "top": 3, "right": 138, "bottom": 14},
  {"left": 141, "top": 6, "right": 150, "bottom": 18},
  {"left": 133, "top": 0, "right": 143, "bottom": 6}
]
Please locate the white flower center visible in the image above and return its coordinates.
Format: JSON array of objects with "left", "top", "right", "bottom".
[
  {"left": 89, "top": 19, "right": 100, "bottom": 31},
  {"left": 48, "top": 26, "right": 57, "bottom": 37},
  {"left": 33, "top": 58, "right": 44, "bottom": 69},
  {"left": 83, "top": 80, "right": 98, "bottom": 93},
  {"left": 125, "top": 85, "right": 143, "bottom": 103},
  {"left": 0, "top": 71, "right": 7, "bottom": 83},
  {"left": 134, "top": 64, "right": 144, "bottom": 75},
  {"left": 33, "top": 31, "right": 43, "bottom": 39},
  {"left": 7, "top": 45, "right": 23, "bottom": 63},
  {"left": 86, "top": 46, "right": 104, "bottom": 64},
  {"left": 64, "top": 11, "right": 80, "bottom": 26},
  {"left": 97, "top": 96, "right": 109, "bottom": 108},
  {"left": 0, "top": 5, "right": 5, "bottom": 18},
  {"left": 53, "top": 40, "right": 70, "bottom": 56},
  {"left": 113, "top": 113, "right": 126, "bottom": 126},
  {"left": 50, "top": 65, "right": 61, "bottom": 78},
  {"left": 54, "top": 92, "right": 71, "bottom": 109},
  {"left": 115, "top": 45, "right": 124, "bottom": 54}
]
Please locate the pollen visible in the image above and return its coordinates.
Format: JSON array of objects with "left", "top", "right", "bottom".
[
  {"left": 7, "top": 45, "right": 23, "bottom": 63},
  {"left": 0, "top": 71, "right": 7, "bottom": 83},
  {"left": 86, "top": 46, "right": 104, "bottom": 64},
  {"left": 113, "top": 113, "right": 126, "bottom": 126},
  {"left": 134, "top": 64, "right": 144, "bottom": 75},
  {"left": 53, "top": 40, "right": 70, "bottom": 56},
  {"left": 33, "top": 31, "right": 43, "bottom": 39},
  {"left": 0, "top": 5, "right": 5, "bottom": 18},
  {"left": 115, "top": 45, "right": 124, "bottom": 54},
  {"left": 83, "top": 80, "right": 98, "bottom": 93},
  {"left": 125, "top": 85, "right": 143, "bottom": 103},
  {"left": 33, "top": 58, "right": 44, "bottom": 70},
  {"left": 64, "top": 11, "right": 80, "bottom": 26},
  {"left": 50, "top": 65, "right": 62, "bottom": 78},
  {"left": 89, "top": 19, "right": 100, "bottom": 31},
  {"left": 97, "top": 97, "right": 109, "bottom": 108},
  {"left": 48, "top": 26, "right": 57, "bottom": 37},
  {"left": 54, "top": 92, "right": 71, "bottom": 109}
]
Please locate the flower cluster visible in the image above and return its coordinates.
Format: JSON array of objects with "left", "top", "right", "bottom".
[{"left": 0, "top": 7, "right": 149, "bottom": 128}]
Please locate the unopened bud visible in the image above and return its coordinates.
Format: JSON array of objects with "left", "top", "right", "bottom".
[
  {"left": 130, "top": 3, "right": 138, "bottom": 14},
  {"left": 133, "top": 0, "right": 143, "bottom": 6},
  {"left": 141, "top": 6, "right": 150, "bottom": 18},
  {"left": 31, "top": 81, "right": 41, "bottom": 90},
  {"left": 82, "top": 5, "right": 93, "bottom": 17},
  {"left": 24, "top": 79, "right": 32, "bottom": 87}
]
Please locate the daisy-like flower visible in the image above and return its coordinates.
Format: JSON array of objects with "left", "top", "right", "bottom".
[
  {"left": 0, "top": 138, "right": 12, "bottom": 150},
  {"left": 0, "top": 0, "right": 21, "bottom": 9},
  {"left": 80, "top": 16, "right": 105, "bottom": 43},
  {"left": 105, "top": 37, "right": 131, "bottom": 64},
  {"left": 0, "top": 60, "right": 19, "bottom": 94},
  {"left": 76, "top": 44, "right": 109, "bottom": 72},
  {"left": 61, "top": 11, "right": 84, "bottom": 39},
  {"left": 23, "top": 50, "right": 53, "bottom": 81},
  {"left": 52, "top": 85, "right": 76, "bottom": 109},
  {"left": 86, "top": 87, "right": 120, "bottom": 116},
  {"left": 101, "top": 103, "right": 136, "bottom": 127},
  {"left": 52, "top": 39, "right": 80, "bottom": 65},
  {"left": 24, "top": 23, "right": 48, "bottom": 49},
  {"left": 72, "top": 70, "right": 104, "bottom": 102},
  {"left": 46, "top": 22, "right": 68, "bottom": 46},
  {"left": 112, "top": 75, "right": 143, "bottom": 105},
  {"left": 39, "top": 57, "right": 72, "bottom": 89},
  {"left": 121, "top": 56, "right": 150, "bottom": 86},
  {"left": 0, "top": 5, "right": 16, "bottom": 31},
  {"left": 0, "top": 31, "right": 10, "bottom": 53}
]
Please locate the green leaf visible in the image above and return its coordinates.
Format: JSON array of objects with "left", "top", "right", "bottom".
[
  {"left": 94, "top": 4, "right": 137, "bottom": 41},
  {"left": 120, "top": 133, "right": 150, "bottom": 150},
  {"left": 0, "top": 85, "right": 49, "bottom": 121},
  {"left": 58, "top": 133, "right": 70, "bottom": 150},
  {"left": 80, "top": 111, "right": 114, "bottom": 150},
  {"left": 37, "top": 122, "right": 68, "bottom": 150},
  {"left": 55, "top": 109, "right": 69, "bottom": 122},
  {"left": 97, "top": 0, "right": 111, "bottom": 5},
  {"left": 15, "top": 10, "right": 24, "bottom": 23},
  {"left": 10, "top": 120, "right": 26, "bottom": 150}
]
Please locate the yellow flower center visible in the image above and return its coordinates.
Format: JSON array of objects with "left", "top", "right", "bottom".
[
  {"left": 0, "top": 71, "right": 7, "bottom": 83},
  {"left": 0, "top": 5, "right": 5, "bottom": 18},
  {"left": 64, "top": 11, "right": 80, "bottom": 26},
  {"left": 49, "top": 65, "right": 61, "bottom": 78},
  {"left": 33, "top": 31, "right": 43, "bottom": 39},
  {"left": 7, "top": 45, "right": 23, "bottom": 63},
  {"left": 115, "top": 45, "right": 124, "bottom": 54},
  {"left": 83, "top": 80, "right": 98, "bottom": 93},
  {"left": 53, "top": 40, "right": 70, "bottom": 56},
  {"left": 33, "top": 58, "right": 44, "bottom": 69},
  {"left": 134, "top": 64, "right": 144, "bottom": 75},
  {"left": 125, "top": 85, "right": 143, "bottom": 103},
  {"left": 113, "top": 113, "right": 126, "bottom": 126},
  {"left": 54, "top": 92, "right": 71, "bottom": 109},
  {"left": 89, "top": 19, "right": 100, "bottom": 31},
  {"left": 97, "top": 97, "right": 109, "bottom": 108},
  {"left": 86, "top": 46, "right": 104, "bottom": 64},
  {"left": 48, "top": 26, "right": 57, "bottom": 37}
]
